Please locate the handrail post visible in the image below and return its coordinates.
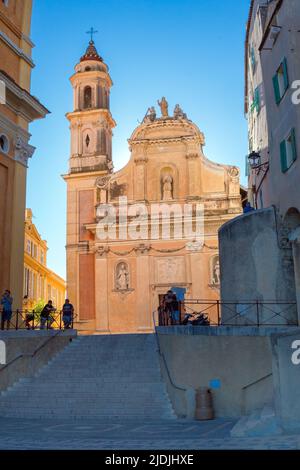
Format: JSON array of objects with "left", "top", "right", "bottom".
[
  {"left": 217, "top": 300, "right": 220, "bottom": 325},
  {"left": 16, "top": 309, "right": 19, "bottom": 330},
  {"left": 59, "top": 311, "right": 62, "bottom": 330},
  {"left": 256, "top": 300, "right": 260, "bottom": 326}
]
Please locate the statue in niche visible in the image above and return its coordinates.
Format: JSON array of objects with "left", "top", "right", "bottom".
[
  {"left": 212, "top": 257, "right": 220, "bottom": 285},
  {"left": 174, "top": 104, "right": 187, "bottom": 119},
  {"left": 157, "top": 97, "right": 169, "bottom": 118},
  {"left": 162, "top": 174, "right": 173, "bottom": 201},
  {"left": 143, "top": 106, "right": 156, "bottom": 123},
  {"left": 116, "top": 263, "right": 130, "bottom": 291}
]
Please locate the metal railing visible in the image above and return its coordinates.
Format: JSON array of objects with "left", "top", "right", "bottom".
[
  {"left": 158, "top": 299, "right": 298, "bottom": 327},
  {"left": 0, "top": 310, "right": 76, "bottom": 331}
]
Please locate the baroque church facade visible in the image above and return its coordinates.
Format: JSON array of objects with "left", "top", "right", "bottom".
[{"left": 64, "top": 40, "right": 242, "bottom": 333}]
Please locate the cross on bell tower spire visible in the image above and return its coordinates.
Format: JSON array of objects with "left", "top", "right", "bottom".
[{"left": 86, "top": 27, "right": 98, "bottom": 43}]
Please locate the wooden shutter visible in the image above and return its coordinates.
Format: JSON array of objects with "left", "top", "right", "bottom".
[
  {"left": 291, "top": 128, "right": 297, "bottom": 162},
  {"left": 283, "top": 58, "right": 289, "bottom": 91},
  {"left": 280, "top": 140, "right": 288, "bottom": 172},
  {"left": 273, "top": 74, "right": 281, "bottom": 105}
]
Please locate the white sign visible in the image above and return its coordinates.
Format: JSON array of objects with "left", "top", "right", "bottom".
[
  {"left": 0, "top": 80, "right": 5, "bottom": 105},
  {"left": 0, "top": 340, "right": 6, "bottom": 365},
  {"left": 291, "top": 339, "right": 300, "bottom": 365}
]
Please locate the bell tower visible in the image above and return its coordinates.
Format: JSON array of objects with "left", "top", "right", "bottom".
[
  {"left": 66, "top": 38, "right": 115, "bottom": 173},
  {"left": 64, "top": 37, "right": 116, "bottom": 331}
]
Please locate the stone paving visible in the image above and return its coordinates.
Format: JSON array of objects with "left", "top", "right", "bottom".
[{"left": 0, "top": 417, "right": 299, "bottom": 450}]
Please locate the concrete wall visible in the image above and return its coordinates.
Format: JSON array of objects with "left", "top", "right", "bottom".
[
  {"left": 218, "top": 207, "right": 298, "bottom": 325},
  {"left": 156, "top": 326, "right": 288, "bottom": 418},
  {"left": 0, "top": 330, "right": 76, "bottom": 392}
]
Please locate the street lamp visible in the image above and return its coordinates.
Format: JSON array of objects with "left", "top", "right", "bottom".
[
  {"left": 248, "top": 151, "right": 261, "bottom": 169},
  {"left": 247, "top": 150, "right": 270, "bottom": 209}
]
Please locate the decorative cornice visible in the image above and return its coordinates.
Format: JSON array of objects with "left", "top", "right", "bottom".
[
  {"left": 0, "top": 71, "right": 49, "bottom": 121},
  {"left": 0, "top": 30, "right": 34, "bottom": 68},
  {"left": 129, "top": 135, "right": 202, "bottom": 147}
]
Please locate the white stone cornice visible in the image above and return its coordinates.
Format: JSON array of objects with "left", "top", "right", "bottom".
[
  {"left": 21, "top": 33, "right": 35, "bottom": 49},
  {"left": 0, "top": 72, "right": 49, "bottom": 121},
  {"left": 0, "top": 30, "right": 35, "bottom": 68}
]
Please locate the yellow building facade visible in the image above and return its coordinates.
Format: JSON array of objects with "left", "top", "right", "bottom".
[
  {"left": 64, "top": 41, "right": 242, "bottom": 334},
  {"left": 23, "top": 209, "right": 66, "bottom": 312},
  {"left": 0, "top": 0, "right": 49, "bottom": 309}
]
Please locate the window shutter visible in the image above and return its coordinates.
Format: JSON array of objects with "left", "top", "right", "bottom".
[
  {"left": 280, "top": 140, "right": 288, "bottom": 172},
  {"left": 283, "top": 58, "right": 289, "bottom": 91},
  {"left": 273, "top": 74, "right": 281, "bottom": 105},
  {"left": 255, "top": 87, "right": 261, "bottom": 113},
  {"left": 291, "top": 128, "right": 297, "bottom": 162}
]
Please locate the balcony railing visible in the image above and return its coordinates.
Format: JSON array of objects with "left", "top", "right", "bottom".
[
  {"left": 158, "top": 300, "right": 298, "bottom": 327},
  {"left": 0, "top": 310, "right": 75, "bottom": 331}
]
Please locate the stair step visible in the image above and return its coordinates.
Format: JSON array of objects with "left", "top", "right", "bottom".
[{"left": 0, "top": 333, "right": 175, "bottom": 420}]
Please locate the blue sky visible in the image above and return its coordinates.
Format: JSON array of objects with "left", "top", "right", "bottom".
[{"left": 28, "top": 0, "right": 250, "bottom": 278}]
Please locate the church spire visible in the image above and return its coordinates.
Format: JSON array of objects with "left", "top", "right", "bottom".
[
  {"left": 80, "top": 27, "right": 102, "bottom": 62},
  {"left": 80, "top": 40, "right": 103, "bottom": 63}
]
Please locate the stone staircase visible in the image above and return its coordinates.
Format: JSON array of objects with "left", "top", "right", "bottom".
[{"left": 0, "top": 334, "right": 176, "bottom": 421}]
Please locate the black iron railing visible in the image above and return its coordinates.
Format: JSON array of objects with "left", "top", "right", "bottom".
[
  {"left": 0, "top": 310, "right": 76, "bottom": 331},
  {"left": 158, "top": 300, "right": 298, "bottom": 327}
]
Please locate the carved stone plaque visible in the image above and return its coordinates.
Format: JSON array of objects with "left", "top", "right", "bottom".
[{"left": 155, "top": 256, "right": 185, "bottom": 284}]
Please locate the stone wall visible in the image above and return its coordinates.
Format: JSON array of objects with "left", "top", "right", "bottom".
[
  {"left": 218, "top": 207, "right": 298, "bottom": 325},
  {"left": 0, "top": 330, "right": 77, "bottom": 392},
  {"left": 156, "top": 326, "right": 285, "bottom": 418}
]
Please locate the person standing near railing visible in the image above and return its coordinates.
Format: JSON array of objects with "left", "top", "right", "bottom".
[
  {"left": 40, "top": 300, "right": 56, "bottom": 330},
  {"left": 62, "top": 299, "right": 74, "bottom": 329},
  {"left": 0, "top": 290, "right": 13, "bottom": 330}
]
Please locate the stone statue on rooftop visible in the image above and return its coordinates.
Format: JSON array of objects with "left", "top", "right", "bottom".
[
  {"left": 174, "top": 104, "right": 187, "bottom": 119},
  {"left": 157, "top": 97, "right": 169, "bottom": 118},
  {"left": 143, "top": 106, "right": 156, "bottom": 123}
]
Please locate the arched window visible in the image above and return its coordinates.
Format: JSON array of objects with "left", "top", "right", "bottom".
[{"left": 83, "top": 86, "right": 92, "bottom": 109}]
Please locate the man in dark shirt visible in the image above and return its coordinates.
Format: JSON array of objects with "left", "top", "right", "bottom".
[
  {"left": 62, "top": 299, "right": 74, "bottom": 329},
  {"left": 40, "top": 300, "right": 55, "bottom": 329},
  {"left": 1, "top": 290, "right": 13, "bottom": 330}
]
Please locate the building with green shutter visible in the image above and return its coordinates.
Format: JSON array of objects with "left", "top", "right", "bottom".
[{"left": 219, "top": 0, "right": 300, "bottom": 325}]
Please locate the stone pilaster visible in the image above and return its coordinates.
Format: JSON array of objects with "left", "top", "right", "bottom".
[
  {"left": 134, "top": 154, "right": 148, "bottom": 201},
  {"left": 135, "top": 244, "right": 152, "bottom": 331},
  {"left": 95, "top": 247, "right": 110, "bottom": 332},
  {"left": 186, "top": 153, "right": 200, "bottom": 198}
]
